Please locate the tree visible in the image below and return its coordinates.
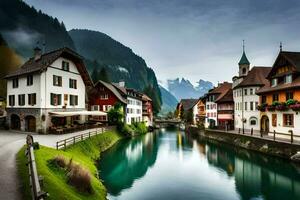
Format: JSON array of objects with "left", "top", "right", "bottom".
[
  {"left": 98, "top": 67, "right": 110, "bottom": 83},
  {"left": 91, "top": 66, "right": 98, "bottom": 83},
  {"left": 143, "top": 85, "right": 161, "bottom": 115},
  {"left": 107, "top": 102, "right": 124, "bottom": 125}
]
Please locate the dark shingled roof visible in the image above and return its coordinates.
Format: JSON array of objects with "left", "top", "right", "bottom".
[
  {"left": 5, "top": 47, "right": 93, "bottom": 86},
  {"left": 257, "top": 51, "right": 300, "bottom": 94},
  {"left": 234, "top": 66, "right": 271, "bottom": 89},
  {"left": 179, "top": 99, "right": 198, "bottom": 111},
  {"left": 215, "top": 89, "right": 233, "bottom": 103},
  {"left": 208, "top": 82, "right": 232, "bottom": 101}
]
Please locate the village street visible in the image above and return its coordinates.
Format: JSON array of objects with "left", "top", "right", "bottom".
[{"left": 0, "top": 127, "right": 103, "bottom": 200}]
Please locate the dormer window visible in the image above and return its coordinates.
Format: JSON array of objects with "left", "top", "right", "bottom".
[
  {"left": 62, "top": 61, "right": 69, "bottom": 71},
  {"left": 271, "top": 78, "right": 278, "bottom": 87},
  {"left": 284, "top": 74, "right": 292, "bottom": 84}
]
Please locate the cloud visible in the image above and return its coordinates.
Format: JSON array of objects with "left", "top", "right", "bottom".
[{"left": 23, "top": 0, "right": 300, "bottom": 84}]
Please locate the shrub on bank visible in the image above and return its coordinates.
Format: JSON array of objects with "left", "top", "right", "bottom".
[{"left": 117, "top": 122, "right": 148, "bottom": 136}]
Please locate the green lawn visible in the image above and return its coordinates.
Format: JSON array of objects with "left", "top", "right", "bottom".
[{"left": 17, "top": 130, "right": 123, "bottom": 200}]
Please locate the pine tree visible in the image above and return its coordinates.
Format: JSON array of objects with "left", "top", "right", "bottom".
[
  {"left": 91, "top": 66, "right": 98, "bottom": 83},
  {"left": 98, "top": 67, "right": 110, "bottom": 83}
]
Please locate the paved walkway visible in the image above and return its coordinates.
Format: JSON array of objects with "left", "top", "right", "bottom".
[
  {"left": 0, "top": 127, "right": 106, "bottom": 200},
  {"left": 206, "top": 128, "right": 300, "bottom": 145}
]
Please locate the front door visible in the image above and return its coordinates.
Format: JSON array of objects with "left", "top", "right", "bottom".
[
  {"left": 260, "top": 115, "right": 269, "bottom": 134},
  {"left": 26, "top": 116, "right": 36, "bottom": 132}
]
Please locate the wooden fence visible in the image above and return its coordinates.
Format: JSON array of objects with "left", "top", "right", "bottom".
[
  {"left": 56, "top": 126, "right": 112, "bottom": 150},
  {"left": 26, "top": 135, "right": 47, "bottom": 200}
]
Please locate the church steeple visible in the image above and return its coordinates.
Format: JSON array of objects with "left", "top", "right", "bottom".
[{"left": 238, "top": 40, "right": 250, "bottom": 76}]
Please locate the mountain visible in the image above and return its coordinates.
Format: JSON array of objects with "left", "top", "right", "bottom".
[
  {"left": 159, "top": 85, "right": 178, "bottom": 114},
  {"left": 168, "top": 78, "right": 213, "bottom": 101},
  {"left": 69, "top": 29, "right": 162, "bottom": 113},
  {"left": 0, "top": 0, "right": 75, "bottom": 58},
  {"left": 0, "top": 33, "right": 22, "bottom": 97}
]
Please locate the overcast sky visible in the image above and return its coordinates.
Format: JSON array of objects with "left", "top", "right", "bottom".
[{"left": 24, "top": 0, "right": 300, "bottom": 86}]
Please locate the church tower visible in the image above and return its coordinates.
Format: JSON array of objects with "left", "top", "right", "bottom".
[{"left": 238, "top": 40, "right": 250, "bottom": 77}]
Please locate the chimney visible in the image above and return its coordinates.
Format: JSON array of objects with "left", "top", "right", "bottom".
[
  {"left": 118, "top": 81, "right": 125, "bottom": 87},
  {"left": 34, "top": 46, "right": 42, "bottom": 61}
]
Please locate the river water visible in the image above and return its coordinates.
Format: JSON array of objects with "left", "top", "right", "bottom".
[{"left": 99, "top": 128, "right": 300, "bottom": 200}]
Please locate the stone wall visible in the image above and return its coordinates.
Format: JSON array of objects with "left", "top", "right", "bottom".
[{"left": 187, "top": 126, "right": 300, "bottom": 160}]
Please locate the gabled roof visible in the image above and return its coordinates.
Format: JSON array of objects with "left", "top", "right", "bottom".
[
  {"left": 234, "top": 66, "right": 271, "bottom": 89},
  {"left": 208, "top": 82, "right": 232, "bottom": 95},
  {"left": 142, "top": 94, "right": 152, "bottom": 102},
  {"left": 179, "top": 99, "right": 198, "bottom": 111},
  {"left": 95, "top": 81, "right": 127, "bottom": 104},
  {"left": 111, "top": 83, "right": 143, "bottom": 100},
  {"left": 5, "top": 47, "right": 93, "bottom": 86},
  {"left": 238, "top": 51, "right": 250, "bottom": 65},
  {"left": 215, "top": 88, "right": 233, "bottom": 103},
  {"left": 267, "top": 51, "right": 300, "bottom": 79}
]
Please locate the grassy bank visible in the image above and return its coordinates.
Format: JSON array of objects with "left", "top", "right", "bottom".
[{"left": 17, "top": 129, "right": 123, "bottom": 200}]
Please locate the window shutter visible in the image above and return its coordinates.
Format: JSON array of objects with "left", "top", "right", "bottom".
[
  {"left": 75, "top": 96, "right": 78, "bottom": 105},
  {"left": 50, "top": 93, "right": 54, "bottom": 105},
  {"left": 33, "top": 94, "right": 36, "bottom": 105},
  {"left": 58, "top": 94, "right": 61, "bottom": 105}
]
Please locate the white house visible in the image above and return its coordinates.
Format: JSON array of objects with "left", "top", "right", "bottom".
[
  {"left": 5, "top": 47, "right": 95, "bottom": 133},
  {"left": 112, "top": 83, "right": 143, "bottom": 125},
  {"left": 232, "top": 48, "right": 271, "bottom": 132}
]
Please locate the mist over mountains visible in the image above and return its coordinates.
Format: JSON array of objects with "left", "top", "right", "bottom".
[{"left": 168, "top": 78, "right": 213, "bottom": 101}]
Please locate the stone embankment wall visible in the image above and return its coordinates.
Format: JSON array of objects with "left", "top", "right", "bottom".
[{"left": 187, "top": 126, "right": 300, "bottom": 161}]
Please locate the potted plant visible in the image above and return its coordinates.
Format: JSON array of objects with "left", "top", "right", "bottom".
[
  {"left": 290, "top": 103, "right": 300, "bottom": 111},
  {"left": 257, "top": 103, "right": 267, "bottom": 112},
  {"left": 276, "top": 102, "right": 288, "bottom": 111}
]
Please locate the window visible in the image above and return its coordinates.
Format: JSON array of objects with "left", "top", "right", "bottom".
[
  {"left": 250, "top": 88, "right": 253, "bottom": 95},
  {"left": 272, "top": 94, "right": 279, "bottom": 102},
  {"left": 250, "top": 102, "right": 254, "bottom": 111},
  {"left": 53, "top": 75, "right": 62, "bottom": 86},
  {"left": 286, "top": 92, "right": 294, "bottom": 101},
  {"left": 272, "top": 114, "right": 277, "bottom": 127},
  {"left": 50, "top": 93, "right": 61, "bottom": 106},
  {"left": 262, "top": 96, "right": 267, "bottom": 104},
  {"left": 69, "top": 79, "right": 77, "bottom": 89},
  {"left": 12, "top": 78, "right": 18, "bottom": 88},
  {"left": 62, "top": 61, "right": 69, "bottom": 71},
  {"left": 27, "top": 75, "right": 33, "bottom": 86},
  {"left": 250, "top": 117, "right": 257, "bottom": 125},
  {"left": 9, "top": 95, "right": 15, "bottom": 106},
  {"left": 283, "top": 114, "right": 294, "bottom": 127},
  {"left": 244, "top": 102, "right": 248, "bottom": 111},
  {"left": 255, "top": 102, "right": 258, "bottom": 110},
  {"left": 18, "top": 94, "right": 25, "bottom": 106},
  {"left": 28, "top": 93, "right": 36, "bottom": 105},
  {"left": 244, "top": 89, "right": 248, "bottom": 96},
  {"left": 284, "top": 74, "right": 292, "bottom": 84},
  {"left": 100, "top": 94, "right": 109, "bottom": 100},
  {"left": 103, "top": 105, "right": 112, "bottom": 111},
  {"left": 271, "top": 78, "right": 278, "bottom": 87},
  {"left": 70, "top": 95, "right": 78, "bottom": 106},
  {"left": 91, "top": 105, "right": 100, "bottom": 111}
]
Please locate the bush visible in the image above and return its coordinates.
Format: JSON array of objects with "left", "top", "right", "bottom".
[
  {"left": 33, "top": 142, "right": 40, "bottom": 150},
  {"left": 67, "top": 163, "right": 92, "bottom": 194},
  {"left": 135, "top": 122, "right": 148, "bottom": 135},
  {"left": 52, "top": 155, "right": 67, "bottom": 168}
]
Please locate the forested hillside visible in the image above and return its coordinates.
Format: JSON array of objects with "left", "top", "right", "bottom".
[
  {"left": 0, "top": 0, "right": 75, "bottom": 58},
  {"left": 0, "top": 34, "right": 22, "bottom": 97},
  {"left": 69, "top": 29, "right": 162, "bottom": 113}
]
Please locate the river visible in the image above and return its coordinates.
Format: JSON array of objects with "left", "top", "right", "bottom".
[{"left": 99, "top": 128, "right": 300, "bottom": 200}]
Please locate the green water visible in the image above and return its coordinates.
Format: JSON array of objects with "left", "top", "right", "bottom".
[{"left": 99, "top": 128, "right": 300, "bottom": 200}]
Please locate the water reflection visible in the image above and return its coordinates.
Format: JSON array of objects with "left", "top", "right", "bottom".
[{"left": 99, "top": 129, "right": 300, "bottom": 200}]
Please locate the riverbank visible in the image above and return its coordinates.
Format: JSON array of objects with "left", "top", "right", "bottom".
[
  {"left": 17, "top": 129, "right": 123, "bottom": 200},
  {"left": 187, "top": 126, "right": 300, "bottom": 161}
]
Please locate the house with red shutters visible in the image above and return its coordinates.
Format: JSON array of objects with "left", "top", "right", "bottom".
[
  {"left": 89, "top": 80, "right": 127, "bottom": 122},
  {"left": 142, "top": 94, "right": 153, "bottom": 126},
  {"left": 89, "top": 80, "right": 153, "bottom": 126}
]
